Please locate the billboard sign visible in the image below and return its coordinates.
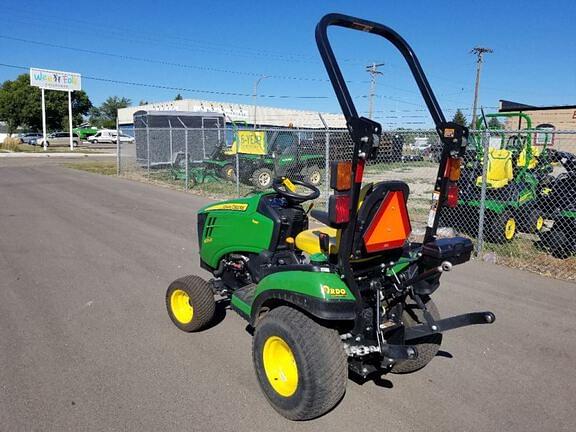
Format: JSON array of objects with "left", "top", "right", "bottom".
[{"left": 30, "top": 68, "right": 81, "bottom": 92}]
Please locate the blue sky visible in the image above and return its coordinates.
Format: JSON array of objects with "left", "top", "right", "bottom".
[{"left": 1, "top": 0, "right": 574, "bottom": 128}]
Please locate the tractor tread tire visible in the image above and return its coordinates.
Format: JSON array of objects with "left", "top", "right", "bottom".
[
  {"left": 251, "top": 167, "right": 273, "bottom": 190},
  {"left": 391, "top": 297, "right": 442, "bottom": 374},
  {"left": 166, "top": 275, "right": 215, "bottom": 332},
  {"left": 253, "top": 306, "right": 347, "bottom": 420}
]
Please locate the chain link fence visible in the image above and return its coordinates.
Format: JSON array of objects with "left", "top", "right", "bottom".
[{"left": 117, "top": 124, "right": 576, "bottom": 278}]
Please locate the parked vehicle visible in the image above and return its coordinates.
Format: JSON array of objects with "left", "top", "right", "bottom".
[
  {"left": 73, "top": 126, "right": 98, "bottom": 140},
  {"left": 230, "top": 130, "right": 325, "bottom": 189},
  {"left": 90, "top": 130, "right": 134, "bottom": 144},
  {"left": 31, "top": 132, "right": 80, "bottom": 147},
  {"left": 18, "top": 133, "right": 43, "bottom": 144}
]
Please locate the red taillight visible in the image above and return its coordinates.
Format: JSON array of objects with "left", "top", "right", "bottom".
[
  {"left": 329, "top": 193, "right": 351, "bottom": 224},
  {"left": 447, "top": 182, "right": 459, "bottom": 208}
]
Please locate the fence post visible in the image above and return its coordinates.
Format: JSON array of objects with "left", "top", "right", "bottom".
[
  {"left": 475, "top": 129, "right": 490, "bottom": 257},
  {"left": 318, "top": 113, "right": 330, "bottom": 207},
  {"left": 116, "top": 117, "right": 120, "bottom": 176},
  {"left": 185, "top": 128, "right": 189, "bottom": 191},
  {"left": 235, "top": 152, "right": 240, "bottom": 197},
  {"left": 168, "top": 120, "right": 173, "bottom": 164},
  {"left": 146, "top": 123, "right": 150, "bottom": 178}
]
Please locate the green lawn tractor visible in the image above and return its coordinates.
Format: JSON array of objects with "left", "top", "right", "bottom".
[
  {"left": 170, "top": 143, "right": 237, "bottom": 187},
  {"left": 165, "top": 14, "right": 495, "bottom": 420},
  {"left": 442, "top": 112, "right": 552, "bottom": 243}
]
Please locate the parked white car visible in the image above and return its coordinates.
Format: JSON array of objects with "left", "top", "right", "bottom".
[{"left": 90, "top": 130, "right": 134, "bottom": 144}]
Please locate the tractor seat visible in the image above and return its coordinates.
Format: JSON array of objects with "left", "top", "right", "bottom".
[
  {"left": 517, "top": 146, "right": 540, "bottom": 169},
  {"left": 295, "top": 227, "right": 338, "bottom": 255},
  {"left": 476, "top": 148, "right": 513, "bottom": 189}
]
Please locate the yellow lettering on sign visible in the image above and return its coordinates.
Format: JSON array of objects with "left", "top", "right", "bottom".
[{"left": 233, "top": 131, "right": 267, "bottom": 155}]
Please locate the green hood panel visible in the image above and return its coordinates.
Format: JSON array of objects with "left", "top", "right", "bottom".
[
  {"left": 198, "top": 193, "right": 275, "bottom": 267},
  {"left": 256, "top": 271, "right": 355, "bottom": 301}
]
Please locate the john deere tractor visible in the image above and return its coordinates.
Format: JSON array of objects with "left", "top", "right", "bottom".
[
  {"left": 165, "top": 14, "right": 495, "bottom": 420},
  {"left": 442, "top": 112, "right": 552, "bottom": 243}
]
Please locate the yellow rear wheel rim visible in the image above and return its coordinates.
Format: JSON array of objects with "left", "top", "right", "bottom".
[
  {"left": 536, "top": 216, "right": 544, "bottom": 231},
  {"left": 170, "top": 289, "right": 194, "bottom": 324},
  {"left": 262, "top": 336, "right": 299, "bottom": 397},
  {"left": 505, "top": 218, "right": 516, "bottom": 240}
]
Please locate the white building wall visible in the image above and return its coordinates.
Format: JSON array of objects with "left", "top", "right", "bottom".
[{"left": 118, "top": 99, "right": 346, "bottom": 129}]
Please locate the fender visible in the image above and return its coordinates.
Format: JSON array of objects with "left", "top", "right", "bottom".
[{"left": 249, "top": 271, "right": 356, "bottom": 325}]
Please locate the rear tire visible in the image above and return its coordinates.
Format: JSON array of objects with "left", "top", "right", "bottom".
[
  {"left": 220, "top": 163, "right": 236, "bottom": 181},
  {"left": 166, "top": 276, "right": 215, "bottom": 332},
  {"left": 252, "top": 306, "right": 347, "bottom": 420},
  {"left": 391, "top": 297, "right": 442, "bottom": 374},
  {"left": 518, "top": 205, "right": 544, "bottom": 234}
]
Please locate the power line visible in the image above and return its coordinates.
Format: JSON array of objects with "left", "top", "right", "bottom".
[
  {"left": 0, "top": 62, "right": 328, "bottom": 99},
  {"left": 0, "top": 35, "right": 330, "bottom": 83}
]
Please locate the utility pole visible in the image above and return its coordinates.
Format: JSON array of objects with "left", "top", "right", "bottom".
[
  {"left": 252, "top": 75, "right": 269, "bottom": 129},
  {"left": 470, "top": 47, "right": 493, "bottom": 129},
  {"left": 365, "top": 62, "right": 384, "bottom": 119}
]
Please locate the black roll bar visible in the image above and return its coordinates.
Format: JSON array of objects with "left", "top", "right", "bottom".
[{"left": 315, "top": 13, "right": 446, "bottom": 128}]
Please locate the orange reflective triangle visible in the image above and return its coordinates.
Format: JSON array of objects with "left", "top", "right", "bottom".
[{"left": 363, "top": 191, "right": 411, "bottom": 253}]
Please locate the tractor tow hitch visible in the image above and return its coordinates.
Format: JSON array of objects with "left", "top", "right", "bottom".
[{"left": 404, "top": 311, "right": 496, "bottom": 341}]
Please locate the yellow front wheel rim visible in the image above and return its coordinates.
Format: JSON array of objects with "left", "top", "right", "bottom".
[
  {"left": 170, "top": 289, "right": 194, "bottom": 324},
  {"left": 262, "top": 336, "right": 299, "bottom": 397},
  {"left": 505, "top": 218, "right": 516, "bottom": 240},
  {"left": 536, "top": 216, "right": 544, "bottom": 231}
]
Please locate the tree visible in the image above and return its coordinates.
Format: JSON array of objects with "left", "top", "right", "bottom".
[
  {"left": 0, "top": 74, "right": 92, "bottom": 133},
  {"left": 174, "top": 93, "right": 183, "bottom": 100},
  {"left": 452, "top": 109, "right": 467, "bottom": 127},
  {"left": 488, "top": 116, "right": 503, "bottom": 129},
  {"left": 89, "top": 96, "right": 131, "bottom": 129}
]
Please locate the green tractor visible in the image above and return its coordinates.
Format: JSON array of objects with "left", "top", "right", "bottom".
[
  {"left": 165, "top": 14, "right": 495, "bottom": 420},
  {"left": 442, "top": 112, "right": 553, "bottom": 243},
  {"left": 170, "top": 142, "right": 237, "bottom": 187}
]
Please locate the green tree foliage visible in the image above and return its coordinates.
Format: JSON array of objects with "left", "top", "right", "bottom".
[
  {"left": 488, "top": 116, "right": 503, "bottom": 129},
  {"left": 451, "top": 109, "right": 468, "bottom": 127},
  {"left": 0, "top": 74, "right": 92, "bottom": 133},
  {"left": 89, "top": 96, "right": 131, "bottom": 129},
  {"left": 174, "top": 93, "right": 183, "bottom": 100}
]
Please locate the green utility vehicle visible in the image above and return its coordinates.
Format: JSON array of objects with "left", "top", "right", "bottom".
[
  {"left": 165, "top": 14, "right": 495, "bottom": 420},
  {"left": 442, "top": 112, "right": 552, "bottom": 242},
  {"left": 72, "top": 125, "right": 98, "bottom": 140},
  {"left": 225, "top": 129, "right": 325, "bottom": 190}
]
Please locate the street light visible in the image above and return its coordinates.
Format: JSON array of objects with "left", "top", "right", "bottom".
[{"left": 253, "top": 75, "right": 269, "bottom": 129}]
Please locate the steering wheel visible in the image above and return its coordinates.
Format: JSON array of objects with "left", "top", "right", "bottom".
[{"left": 272, "top": 177, "right": 320, "bottom": 204}]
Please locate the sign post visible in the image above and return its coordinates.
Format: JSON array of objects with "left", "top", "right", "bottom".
[
  {"left": 41, "top": 88, "right": 47, "bottom": 151},
  {"left": 30, "top": 68, "right": 81, "bottom": 151}
]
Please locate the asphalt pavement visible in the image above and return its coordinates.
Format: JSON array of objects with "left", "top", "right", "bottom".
[{"left": 1, "top": 158, "right": 575, "bottom": 431}]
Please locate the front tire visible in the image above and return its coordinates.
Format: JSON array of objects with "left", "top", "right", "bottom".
[
  {"left": 252, "top": 306, "right": 347, "bottom": 420},
  {"left": 302, "top": 165, "right": 323, "bottom": 186},
  {"left": 391, "top": 297, "right": 442, "bottom": 374},
  {"left": 251, "top": 167, "right": 273, "bottom": 190},
  {"left": 486, "top": 210, "right": 516, "bottom": 243},
  {"left": 166, "top": 276, "right": 215, "bottom": 332}
]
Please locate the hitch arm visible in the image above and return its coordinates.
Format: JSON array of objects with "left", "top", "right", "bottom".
[{"left": 404, "top": 311, "right": 496, "bottom": 341}]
